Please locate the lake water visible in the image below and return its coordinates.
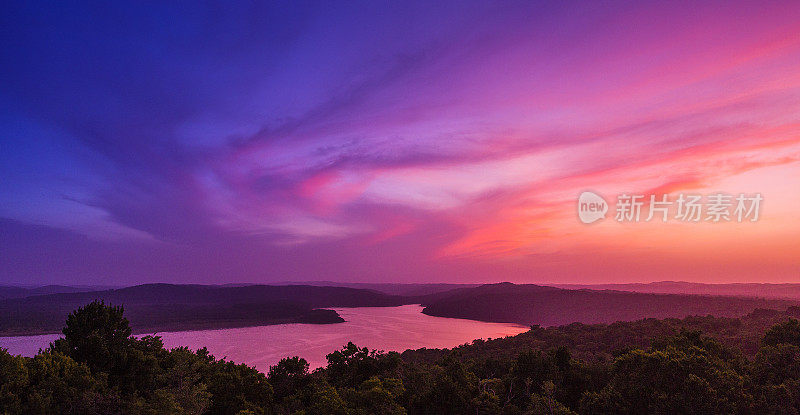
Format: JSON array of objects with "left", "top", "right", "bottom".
[{"left": 0, "top": 305, "right": 528, "bottom": 371}]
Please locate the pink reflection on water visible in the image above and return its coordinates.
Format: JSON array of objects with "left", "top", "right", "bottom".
[{"left": 0, "top": 305, "right": 528, "bottom": 372}]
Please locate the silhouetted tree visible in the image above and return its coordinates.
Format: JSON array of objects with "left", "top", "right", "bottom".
[
  {"left": 50, "top": 300, "right": 131, "bottom": 375},
  {"left": 267, "top": 356, "right": 309, "bottom": 400}
]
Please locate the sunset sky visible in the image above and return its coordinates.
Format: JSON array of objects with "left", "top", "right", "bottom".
[{"left": 2, "top": 1, "right": 799, "bottom": 285}]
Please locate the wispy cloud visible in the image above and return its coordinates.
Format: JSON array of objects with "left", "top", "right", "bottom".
[{"left": 1, "top": 0, "right": 799, "bottom": 284}]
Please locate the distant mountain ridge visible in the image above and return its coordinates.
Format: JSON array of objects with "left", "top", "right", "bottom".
[
  {"left": 5, "top": 281, "right": 800, "bottom": 337},
  {"left": 10, "top": 283, "right": 406, "bottom": 307},
  {"left": 554, "top": 281, "right": 800, "bottom": 300},
  {"left": 0, "top": 284, "right": 406, "bottom": 336},
  {"left": 420, "top": 282, "right": 800, "bottom": 326},
  {"left": 272, "top": 281, "right": 481, "bottom": 296},
  {"left": 0, "top": 285, "right": 118, "bottom": 300}
]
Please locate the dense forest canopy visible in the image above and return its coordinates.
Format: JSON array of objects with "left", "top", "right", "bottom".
[{"left": 2, "top": 301, "right": 800, "bottom": 414}]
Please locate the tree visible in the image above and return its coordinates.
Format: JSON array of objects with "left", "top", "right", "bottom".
[
  {"left": 24, "top": 351, "right": 103, "bottom": 413},
  {"left": 298, "top": 380, "right": 348, "bottom": 415},
  {"left": 50, "top": 300, "right": 132, "bottom": 375},
  {"left": 404, "top": 357, "right": 478, "bottom": 415},
  {"left": 584, "top": 332, "right": 752, "bottom": 414},
  {"left": 751, "top": 343, "right": 800, "bottom": 414},
  {"left": 581, "top": 331, "right": 750, "bottom": 414},
  {"left": 204, "top": 359, "right": 273, "bottom": 415},
  {"left": 267, "top": 356, "right": 310, "bottom": 400},
  {"left": 325, "top": 342, "right": 400, "bottom": 389},
  {"left": 343, "top": 376, "right": 406, "bottom": 415},
  {"left": 0, "top": 349, "right": 29, "bottom": 413},
  {"left": 529, "top": 380, "right": 577, "bottom": 415},
  {"left": 763, "top": 319, "right": 800, "bottom": 348}
]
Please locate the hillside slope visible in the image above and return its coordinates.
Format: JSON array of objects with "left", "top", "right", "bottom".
[
  {"left": 420, "top": 282, "right": 799, "bottom": 326},
  {"left": 0, "top": 284, "right": 406, "bottom": 336}
]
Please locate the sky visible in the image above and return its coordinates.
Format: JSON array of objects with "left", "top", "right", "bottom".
[{"left": 1, "top": 1, "right": 799, "bottom": 286}]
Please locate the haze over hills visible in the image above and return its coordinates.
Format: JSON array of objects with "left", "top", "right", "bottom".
[{"left": 554, "top": 281, "right": 800, "bottom": 300}]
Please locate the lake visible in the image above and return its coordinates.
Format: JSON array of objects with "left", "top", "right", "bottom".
[{"left": 0, "top": 304, "right": 528, "bottom": 371}]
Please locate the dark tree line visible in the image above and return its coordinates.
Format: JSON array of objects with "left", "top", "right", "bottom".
[{"left": 2, "top": 301, "right": 800, "bottom": 414}]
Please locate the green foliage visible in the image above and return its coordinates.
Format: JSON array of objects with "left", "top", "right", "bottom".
[
  {"left": 1, "top": 302, "right": 272, "bottom": 414},
  {"left": 203, "top": 359, "right": 273, "bottom": 415},
  {"left": 750, "top": 343, "right": 800, "bottom": 413},
  {"left": 51, "top": 300, "right": 131, "bottom": 375},
  {"left": 0, "top": 349, "right": 29, "bottom": 413},
  {"left": 4, "top": 303, "right": 800, "bottom": 414},
  {"left": 294, "top": 380, "right": 347, "bottom": 415},
  {"left": 324, "top": 342, "right": 400, "bottom": 389},
  {"left": 529, "top": 381, "right": 577, "bottom": 415},
  {"left": 404, "top": 356, "right": 478, "bottom": 414},
  {"left": 25, "top": 351, "right": 106, "bottom": 414},
  {"left": 267, "top": 356, "right": 309, "bottom": 401},
  {"left": 341, "top": 376, "right": 406, "bottom": 415},
  {"left": 581, "top": 331, "right": 751, "bottom": 414},
  {"left": 763, "top": 319, "right": 800, "bottom": 348}
]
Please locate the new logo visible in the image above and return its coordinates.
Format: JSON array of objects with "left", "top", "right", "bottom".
[{"left": 578, "top": 191, "right": 608, "bottom": 224}]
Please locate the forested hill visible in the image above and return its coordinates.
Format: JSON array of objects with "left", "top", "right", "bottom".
[
  {"left": 420, "top": 282, "right": 799, "bottom": 326},
  {"left": 404, "top": 306, "right": 800, "bottom": 364},
  {"left": 0, "top": 284, "right": 406, "bottom": 336}
]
